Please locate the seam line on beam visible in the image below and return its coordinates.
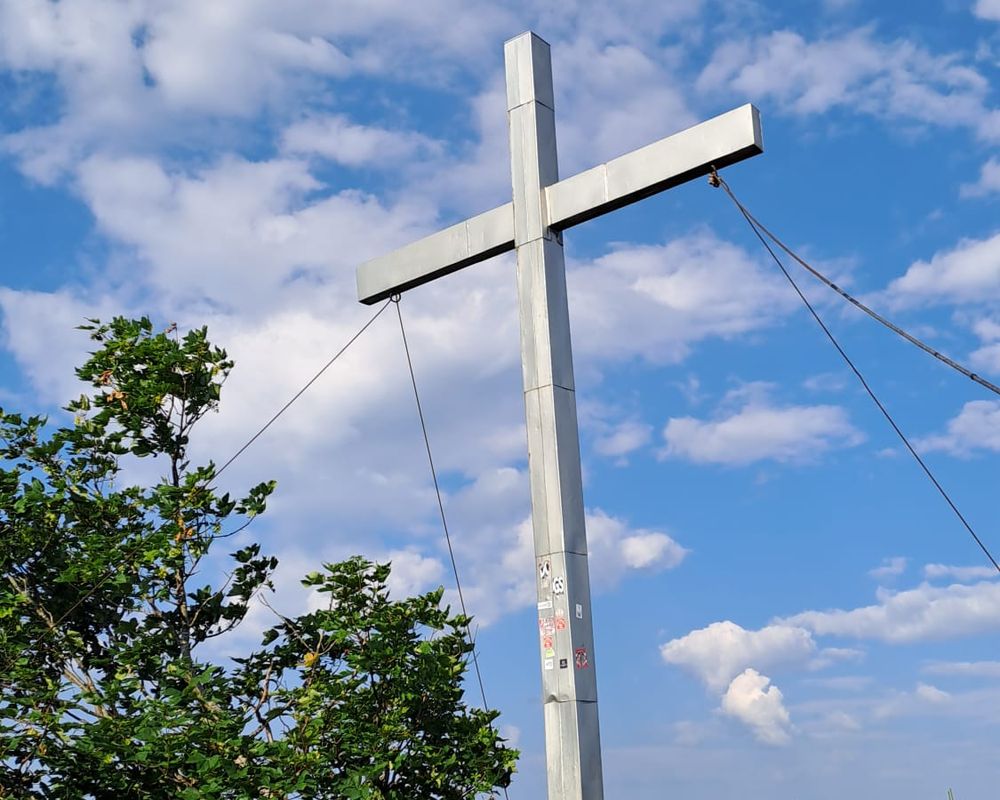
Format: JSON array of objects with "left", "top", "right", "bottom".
[{"left": 524, "top": 382, "right": 575, "bottom": 394}]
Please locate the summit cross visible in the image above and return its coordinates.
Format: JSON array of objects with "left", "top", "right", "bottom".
[{"left": 357, "top": 31, "right": 763, "bottom": 800}]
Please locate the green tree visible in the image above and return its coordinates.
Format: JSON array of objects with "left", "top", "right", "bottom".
[{"left": 0, "top": 317, "right": 516, "bottom": 798}]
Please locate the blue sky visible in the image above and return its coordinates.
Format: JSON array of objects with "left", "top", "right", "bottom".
[{"left": 3, "top": 1, "right": 1000, "bottom": 797}]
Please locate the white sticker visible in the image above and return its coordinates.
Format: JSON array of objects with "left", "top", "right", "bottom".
[
  {"left": 552, "top": 576, "right": 566, "bottom": 595},
  {"left": 544, "top": 658, "right": 554, "bottom": 670},
  {"left": 537, "top": 600, "right": 553, "bottom": 610},
  {"left": 575, "top": 603, "right": 583, "bottom": 619}
]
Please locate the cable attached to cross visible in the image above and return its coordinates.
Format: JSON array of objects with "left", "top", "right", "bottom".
[
  {"left": 710, "top": 169, "right": 1000, "bottom": 399},
  {"left": 17, "top": 299, "right": 395, "bottom": 668},
  {"left": 391, "top": 294, "right": 511, "bottom": 800},
  {"left": 711, "top": 169, "right": 1000, "bottom": 575}
]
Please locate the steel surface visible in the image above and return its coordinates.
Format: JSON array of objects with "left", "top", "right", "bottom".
[
  {"left": 355, "top": 28, "right": 765, "bottom": 800},
  {"left": 356, "top": 105, "right": 761, "bottom": 304}
]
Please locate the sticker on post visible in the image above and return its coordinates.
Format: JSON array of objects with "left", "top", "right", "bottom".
[
  {"left": 544, "top": 658, "right": 554, "bottom": 670},
  {"left": 554, "top": 617, "right": 567, "bottom": 631},
  {"left": 559, "top": 658, "right": 568, "bottom": 669},
  {"left": 552, "top": 576, "right": 566, "bottom": 595},
  {"left": 538, "top": 559, "right": 551, "bottom": 581},
  {"left": 574, "top": 646, "right": 589, "bottom": 670},
  {"left": 544, "top": 647, "right": 555, "bottom": 658},
  {"left": 575, "top": 603, "right": 583, "bottom": 619},
  {"left": 537, "top": 600, "right": 553, "bottom": 611},
  {"left": 542, "top": 635, "right": 553, "bottom": 649}
]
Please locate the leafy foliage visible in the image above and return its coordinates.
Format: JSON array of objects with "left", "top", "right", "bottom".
[{"left": 0, "top": 317, "right": 516, "bottom": 798}]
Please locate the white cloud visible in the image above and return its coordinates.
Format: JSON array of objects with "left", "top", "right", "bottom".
[
  {"left": 660, "top": 396, "right": 862, "bottom": 466},
  {"left": 567, "top": 232, "right": 796, "bottom": 366},
  {"left": 884, "top": 233, "right": 1000, "bottom": 307},
  {"left": 593, "top": 419, "right": 653, "bottom": 459},
  {"left": 697, "top": 26, "right": 999, "bottom": 142},
  {"left": 924, "top": 563, "right": 999, "bottom": 581},
  {"left": 916, "top": 400, "right": 1000, "bottom": 455},
  {"left": 915, "top": 682, "right": 951, "bottom": 703},
  {"left": 384, "top": 549, "right": 446, "bottom": 599},
  {"left": 0, "top": 0, "right": 515, "bottom": 181},
  {"left": 970, "top": 342, "right": 1000, "bottom": 374},
  {"left": 720, "top": 669, "right": 793, "bottom": 745},
  {"left": 808, "top": 647, "right": 865, "bottom": 671},
  {"left": 923, "top": 660, "right": 1000, "bottom": 678},
  {"left": 782, "top": 580, "right": 1000, "bottom": 643},
  {"left": 424, "top": 472, "right": 688, "bottom": 625},
  {"left": 660, "top": 620, "right": 815, "bottom": 691},
  {"left": 869, "top": 556, "right": 907, "bottom": 580},
  {"left": 0, "top": 288, "right": 123, "bottom": 406},
  {"left": 584, "top": 509, "right": 690, "bottom": 584},
  {"left": 873, "top": 682, "right": 952, "bottom": 720},
  {"left": 74, "top": 152, "right": 435, "bottom": 314},
  {"left": 549, "top": 37, "right": 696, "bottom": 175},
  {"left": 974, "top": 0, "right": 1000, "bottom": 21},
  {"left": 960, "top": 157, "right": 1000, "bottom": 197},
  {"left": 280, "top": 114, "right": 442, "bottom": 168}
]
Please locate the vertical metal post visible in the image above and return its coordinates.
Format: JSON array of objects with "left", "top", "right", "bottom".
[{"left": 504, "top": 32, "right": 604, "bottom": 800}]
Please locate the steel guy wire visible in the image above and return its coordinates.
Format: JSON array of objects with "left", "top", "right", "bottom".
[
  {"left": 215, "top": 299, "right": 393, "bottom": 478},
  {"left": 392, "top": 296, "right": 512, "bottom": 800},
  {"left": 710, "top": 172, "right": 1000, "bottom": 399},
  {"left": 712, "top": 171, "right": 1000, "bottom": 575},
  {"left": 391, "top": 297, "right": 492, "bottom": 705},
  {"left": 18, "top": 299, "right": 393, "bottom": 662}
]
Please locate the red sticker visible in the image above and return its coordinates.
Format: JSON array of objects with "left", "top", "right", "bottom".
[
  {"left": 574, "top": 646, "right": 589, "bottom": 669},
  {"left": 542, "top": 635, "right": 553, "bottom": 649},
  {"left": 555, "top": 617, "right": 567, "bottom": 631}
]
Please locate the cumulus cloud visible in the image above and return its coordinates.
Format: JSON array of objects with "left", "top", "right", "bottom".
[
  {"left": 960, "top": 157, "right": 1000, "bottom": 197},
  {"left": 421, "top": 471, "right": 689, "bottom": 625},
  {"left": 720, "top": 669, "right": 793, "bottom": 745},
  {"left": 922, "top": 660, "right": 1000, "bottom": 678},
  {"left": 781, "top": 581, "right": 1000, "bottom": 643},
  {"left": 592, "top": 419, "right": 653, "bottom": 459},
  {"left": 660, "top": 395, "right": 862, "bottom": 466},
  {"left": 970, "top": 343, "right": 1000, "bottom": 374},
  {"left": 916, "top": 400, "right": 1000, "bottom": 455},
  {"left": 884, "top": 233, "right": 1000, "bottom": 307},
  {"left": 280, "top": 114, "right": 443, "bottom": 168},
  {"left": 451, "top": 507, "right": 688, "bottom": 625},
  {"left": 73, "top": 152, "right": 435, "bottom": 314},
  {"left": 968, "top": 317, "right": 1000, "bottom": 375},
  {"left": 808, "top": 647, "right": 865, "bottom": 671},
  {"left": 384, "top": 549, "right": 446, "bottom": 599},
  {"left": 924, "top": 563, "right": 1000, "bottom": 582},
  {"left": 873, "top": 682, "right": 952, "bottom": 720},
  {"left": 697, "top": 26, "right": 1000, "bottom": 142},
  {"left": 660, "top": 620, "right": 815, "bottom": 691},
  {"left": 869, "top": 556, "right": 907, "bottom": 580},
  {"left": 568, "top": 233, "right": 795, "bottom": 366},
  {"left": 974, "top": 0, "right": 1000, "bottom": 21},
  {"left": 0, "top": 0, "right": 513, "bottom": 180},
  {"left": 0, "top": 288, "right": 124, "bottom": 406}
]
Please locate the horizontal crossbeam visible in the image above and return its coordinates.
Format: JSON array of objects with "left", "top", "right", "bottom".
[{"left": 357, "top": 103, "right": 762, "bottom": 304}]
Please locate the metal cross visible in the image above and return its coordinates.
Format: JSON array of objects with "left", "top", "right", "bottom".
[{"left": 357, "top": 31, "right": 763, "bottom": 800}]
